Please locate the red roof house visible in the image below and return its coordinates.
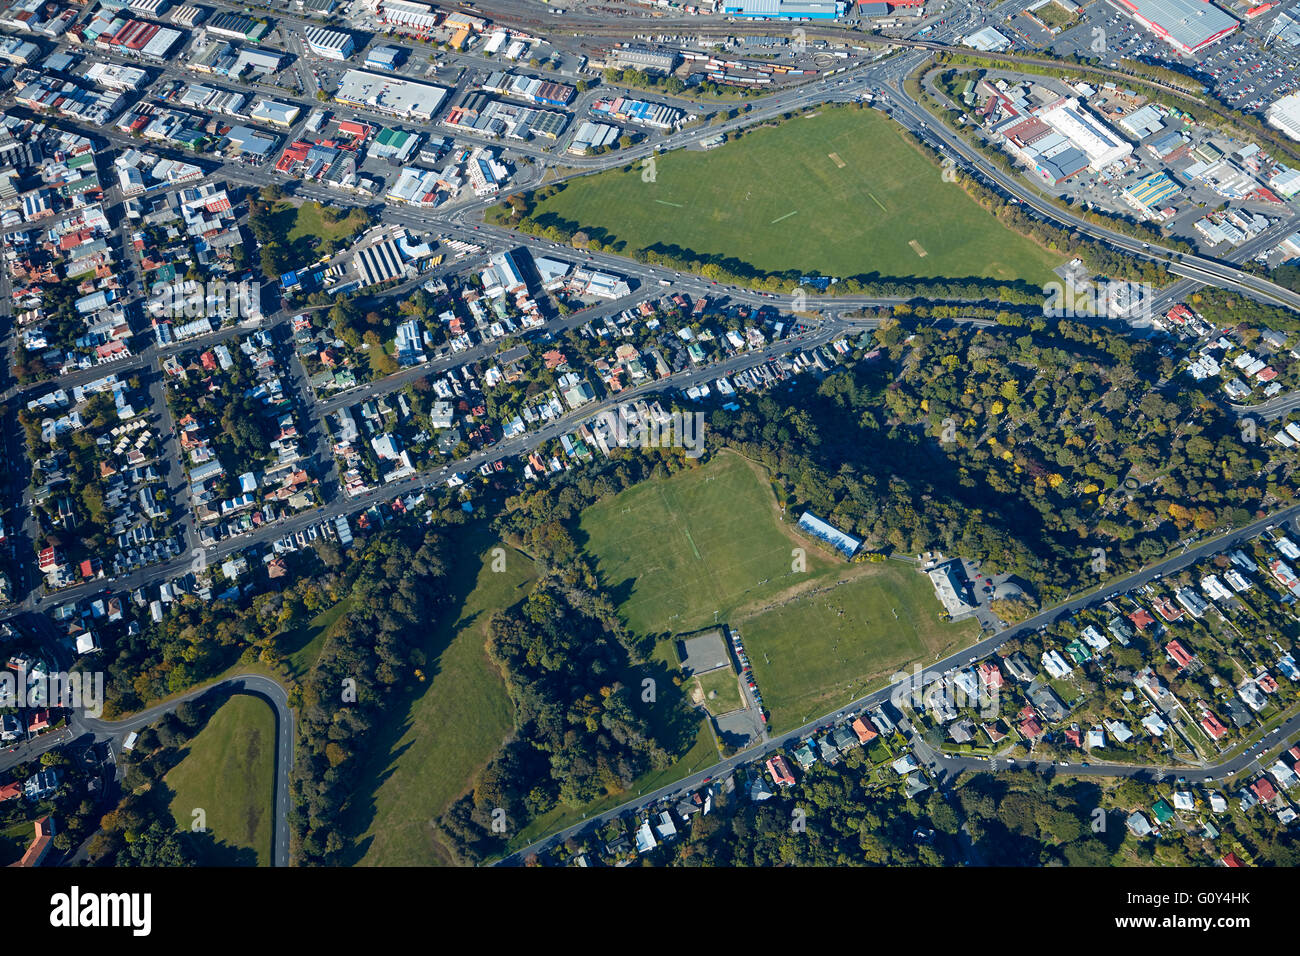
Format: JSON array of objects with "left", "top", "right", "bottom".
[
  {"left": 1166, "top": 640, "right": 1194, "bottom": 670},
  {"left": 851, "top": 717, "right": 878, "bottom": 744},
  {"left": 1201, "top": 712, "right": 1229, "bottom": 741},
  {"left": 8, "top": 816, "right": 55, "bottom": 868},
  {"left": 766, "top": 755, "right": 796, "bottom": 788}
]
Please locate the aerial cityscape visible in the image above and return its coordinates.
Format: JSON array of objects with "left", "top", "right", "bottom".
[{"left": 2, "top": 0, "right": 1300, "bottom": 904}]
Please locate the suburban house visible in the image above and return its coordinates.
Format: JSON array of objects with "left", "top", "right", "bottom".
[{"left": 766, "top": 755, "right": 796, "bottom": 788}]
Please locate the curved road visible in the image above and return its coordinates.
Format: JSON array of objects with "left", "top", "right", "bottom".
[{"left": 75, "top": 674, "right": 294, "bottom": 868}]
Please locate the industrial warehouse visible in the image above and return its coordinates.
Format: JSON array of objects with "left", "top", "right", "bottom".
[
  {"left": 303, "top": 26, "right": 356, "bottom": 61},
  {"left": 722, "top": 0, "right": 846, "bottom": 17},
  {"left": 334, "top": 69, "right": 448, "bottom": 120},
  {"left": 986, "top": 80, "right": 1133, "bottom": 183},
  {"left": 1106, "top": 0, "right": 1239, "bottom": 55}
]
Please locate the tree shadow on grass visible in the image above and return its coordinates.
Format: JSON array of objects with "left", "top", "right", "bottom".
[{"left": 336, "top": 522, "right": 518, "bottom": 866}]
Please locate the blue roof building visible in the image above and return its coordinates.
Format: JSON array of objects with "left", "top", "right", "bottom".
[
  {"left": 723, "top": 0, "right": 844, "bottom": 17},
  {"left": 797, "top": 511, "right": 862, "bottom": 558}
]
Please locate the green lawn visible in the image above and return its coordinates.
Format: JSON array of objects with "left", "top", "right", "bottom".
[
  {"left": 279, "top": 598, "right": 352, "bottom": 680},
  {"left": 523, "top": 105, "right": 1062, "bottom": 284},
  {"left": 739, "top": 563, "right": 978, "bottom": 730},
  {"left": 351, "top": 528, "right": 536, "bottom": 866},
  {"left": 578, "top": 451, "right": 979, "bottom": 732},
  {"left": 697, "top": 667, "right": 743, "bottom": 716},
  {"left": 166, "top": 695, "right": 276, "bottom": 866},
  {"left": 263, "top": 200, "right": 369, "bottom": 263},
  {"left": 0, "top": 819, "right": 38, "bottom": 866},
  {"left": 578, "top": 452, "right": 840, "bottom": 639}
]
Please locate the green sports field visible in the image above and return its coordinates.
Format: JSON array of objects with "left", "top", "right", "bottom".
[
  {"left": 578, "top": 452, "right": 979, "bottom": 731},
  {"left": 527, "top": 105, "right": 1062, "bottom": 283},
  {"left": 578, "top": 453, "right": 839, "bottom": 638},
  {"left": 739, "top": 565, "right": 977, "bottom": 729},
  {"left": 166, "top": 695, "right": 276, "bottom": 866}
]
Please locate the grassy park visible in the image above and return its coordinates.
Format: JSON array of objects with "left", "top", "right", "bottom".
[
  {"left": 166, "top": 695, "right": 276, "bottom": 866},
  {"left": 579, "top": 452, "right": 979, "bottom": 731},
  {"left": 523, "top": 105, "right": 1062, "bottom": 283},
  {"left": 578, "top": 452, "right": 840, "bottom": 639},
  {"left": 738, "top": 564, "right": 977, "bottom": 729},
  {"left": 696, "top": 667, "right": 744, "bottom": 716},
  {"left": 256, "top": 198, "right": 370, "bottom": 264},
  {"left": 352, "top": 529, "right": 536, "bottom": 866}
]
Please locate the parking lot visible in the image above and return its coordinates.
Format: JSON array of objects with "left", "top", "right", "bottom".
[{"left": 1051, "top": 3, "right": 1300, "bottom": 122}]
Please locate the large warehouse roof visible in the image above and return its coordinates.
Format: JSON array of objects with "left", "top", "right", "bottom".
[
  {"left": 722, "top": 0, "right": 844, "bottom": 18},
  {"left": 1267, "top": 92, "right": 1300, "bottom": 143},
  {"left": 1108, "top": 0, "right": 1239, "bottom": 55},
  {"left": 334, "top": 70, "right": 447, "bottom": 120}
]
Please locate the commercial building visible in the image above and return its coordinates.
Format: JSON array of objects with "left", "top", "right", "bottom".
[
  {"left": 1107, "top": 0, "right": 1239, "bottom": 55},
  {"left": 354, "top": 233, "right": 411, "bottom": 287},
  {"left": 205, "top": 11, "right": 270, "bottom": 43},
  {"left": 95, "top": 19, "right": 184, "bottom": 61},
  {"left": 249, "top": 99, "right": 300, "bottom": 127},
  {"left": 480, "top": 71, "right": 575, "bottom": 107},
  {"left": 379, "top": 0, "right": 439, "bottom": 34},
  {"left": 606, "top": 45, "right": 678, "bottom": 73},
  {"left": 1267, "top": 92, "right": 1300, "bottom": 143},
  {"left": 187, "top": 36, "right": 283, "bottom": 77},
  {"left": 0, "top": 35, "right": 39, "bottom": 65},
  {"left": 303, "top": 26, "right": 355, "bottom": 60},
  {"left": 964, "top": 26, "right": 1013, "bottom": 50},
  {"left": 466, "top": 146, "right": 509, "bottom": 196},
  {"left": 365, "top": 45, "right": 404, "bottom": 70},
  {"left": 169, "top": 4, "right": 206, "bottom": 27},
  {"left": 178, "top": 83, "right": 248, "bottom": 117},
  {"left": 334, "top": 70, "right": 448, "bottom": 120},
  {"left": 1268, "top": 166, "right": 1300, "bottom": 199},
  {"left": 369, "top": 126, "right": 419, "bottom": 163},
  {"left": 443, "top": 93, "right": 568, "bottom": 140},
  {"left": 723, "top": 0, "right": 844, "bottom": 17},
  {"left": 1038, "top": 97, "right": 1133, "bottom": 169},
  {"left": 569, "top": 120, "right": 620, "bottom": 154},
  {"left": 1123, "top": 170, "right": 1181, "bottom": 212},
  {"left": 83, "top": 61, "right": 149, "bottom": 91},
  {"left": 590, "top": 95, "right": 683, "bottom": 131},
  {"left": 386, "top": 166, "right": 447, "bottom": 206},
  {"left": 1117, "top": 103, "right": 1165, "bottom": 139},
  {"left": 223, "top": 124, "right": 278, "bottom": 161}
]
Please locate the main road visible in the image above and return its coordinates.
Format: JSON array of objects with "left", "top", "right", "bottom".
[{"left": 877, "top": 71, "right": 1300, "bottom": 312}]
